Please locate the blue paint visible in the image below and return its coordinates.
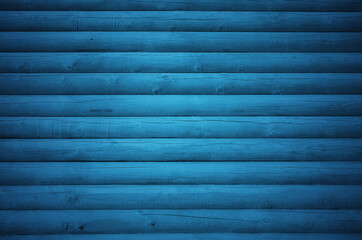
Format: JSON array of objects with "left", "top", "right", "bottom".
[{"left": 0, "top": 1, "right": 361, "bottom": 239}]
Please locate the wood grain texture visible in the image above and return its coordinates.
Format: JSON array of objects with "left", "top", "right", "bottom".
[
  {"left": 1, "top": 53, "right": 361, "bottom": 73},
  {"left": 1, "top": 210, "right": 361, "bottom": 234},
  {"left": 2, "top": 234, "right": 362, "bottom": 240},
  {"left": 1, "top": 95, "right": 361, "bottom": 117},
  {"left": 0, "top": 139, "right": 361, "bottom": 162},
  {"left": 1, "top": 1, "right": 362, "bottom": 238},
  {"left": 1, "top": 185, "right": 361, "bottom": 210},
  {"left": 1, "top": 117, "right": 361, "bottom": 139},
  {"left": 1, "top": 0, "right": 362, "bottom": 11},
  {"left": 2, "top": 32, "right": 362, "bottom": 52},
  {"left": 1, "top": 162, "right": 361, "bottom": 185},
  {"left": 1, "top": 12, "right": 362, "bottom": 32},
  {"left": 2, "top": 73, "right": 362, "bottom": 95}
]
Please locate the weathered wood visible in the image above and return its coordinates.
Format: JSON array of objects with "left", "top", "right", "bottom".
[
  {"left": 2, "top": 32, "right": 362, "bottom": 52},
  {"left": 1, "top": 0, "right": 362, "bottom": 11},
  {"left": 1, "top": 95, "right": 361, "bottom": 117},
  {"left": 1, "top": 73, "right": 362, "bottom": 95},
  {"left": 1, "top": 12, "right": 361, "bottom": 32},
  {"left": 1, "top": 53, "right": 361, "bottom": 73},
  {"left": 0, "top": 139, "right": 361, "bottom": 161},
  {"left": 1, "top": 185, "right": 361, "bottom": 210},
  {"left": 2, "top": 233, "right": 362, "bottom": 240},
  {"left": 1, "top": 117, "right": 361, "bottom": 139},
  {"left": 1, "top": 162, "right": 361, "bottom": 185},
  {"left": 1, "top": 210, "right": 361, "bottom": 234}
]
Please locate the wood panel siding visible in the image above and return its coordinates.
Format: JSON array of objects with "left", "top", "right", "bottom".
[{"left": 0, "top": 0, "right": 361, "bottom": 239}]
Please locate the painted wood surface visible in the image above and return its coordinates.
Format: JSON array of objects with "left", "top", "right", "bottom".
[
  {"left": 1, "top": 162, "right": 361, "bottom": 185},
  {"left": 1, "top": 117, "right": 361, "bottom": 138},
  {"left": 1, "top": 95, "right": 361, "bottom": 117},
  {"left": 1, "top": 0, "right": 361, "bottom": 238},
  {"left": 1, "top": 73, "right": 362, "bottom": 95},
  {"left": 1, "top": 53, "right": 362, "bottom": 73},
  {"left": 2, "top": 32, "right": 362, "bottom": 53},
  {"left": 1, "top": 233, "right": 362, "bottom": 240},
  {"left": 1, "top": 139, "right": 361, "bottom": 161},
  {"left": 1, "top": 0, "right": 362, "bottom": 11},
  {"left": 1, "top": 12, "right": 362, "bottom": 32},
  {"left": 1, "top": 210, "right": 361, "bottom": 234},
  {"left": 1, "top": 185, "right": 361, "bottom": 210}
]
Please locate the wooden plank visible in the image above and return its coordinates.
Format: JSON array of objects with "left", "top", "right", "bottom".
[
  {"left": 1, "top": 210, "right": 361, "bottom": 234},
  {"left": 1, "top": 162, "right": 361, "bottom": 185},
  {"left": 2, "top": 234, "right": 362, "bottom": 240},
  {"left": 0, "top": 95, "right": 361, "bottom": 117},
  {"left": 1, "top": 32, "right": 362, "bottom": 53},
  {"left": 1, "top": 185, "right": 361, "bottom": 210},
  {"left": 0, "top": 139, "right": 361, "bottom": 162},
  {"left": 1, "top": 73, "right": 362, "bottom": 95},
  {"left": 1, "top": 12, "right": 361, "bottom": 32},
  {"left": 1, "top": 53, "right": 361, "bottom": 73},
  {"left": 1, "top": 0, "right": 362, "bottom": 11},
  {"left": 1, "top": 117, "right": 361, "bottom": 139}
]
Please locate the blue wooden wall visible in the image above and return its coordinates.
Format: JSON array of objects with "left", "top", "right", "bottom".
[{"left": 0, "top": 0, "right": 362, "bottom": 239}]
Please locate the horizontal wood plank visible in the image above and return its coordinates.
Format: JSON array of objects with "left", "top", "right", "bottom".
[
  {"left": 1, "top": 73, "right": 362, "bottom": 95},
  {"left": 1, "top": 12, "right": 362, "bottom": 32},
  {"left": 1, "top": 1, "right": 362, "bottom": 239},
  {"left": 1, "top": 0, "right": 362, "bottom": 11},
  {"left": 1, "top": 185, "right": 361, "bottom": 210},
  {"left": 1, "top": 53, "right": 361, "bottom": 73},
  {"left": 1, "top": 210, "right": 361, "bottom": 234},
  {"left": 1, "top": 161, "right": 361, "bottom": 185},
  {"left": 1, "top": 32, "right": 362, "bottom": 52},
  {"left": 1, "top": 117, "right": 361, "bottom": 138},
  {"left": 0, "top": 139, "right": 361, "bottom": 161},
  {"left": 1, "top": 95, "right": 361, "bottom": 117},
  {"left": 2, "top": 234, "right": 362, "bottom": 240}
]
